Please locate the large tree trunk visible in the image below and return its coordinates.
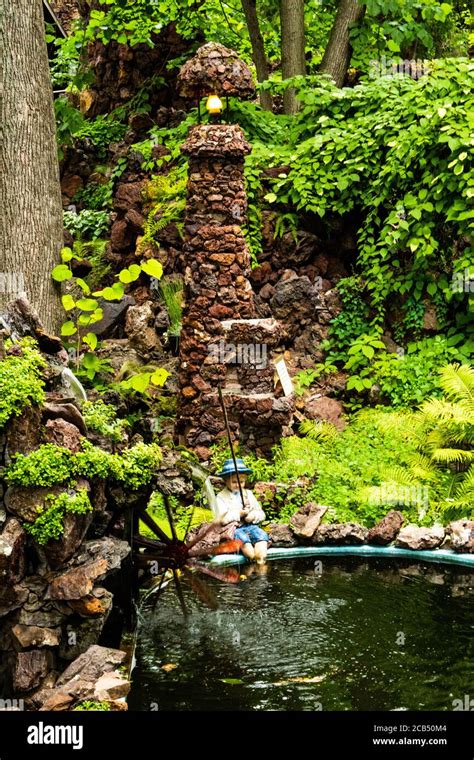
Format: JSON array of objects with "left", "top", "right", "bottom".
[
  {"left": 1, "top": 0, "right": 64, "bottom": 336},
  {"left": 280, "top": 0, "right": 306, "bottom": 114},
  {"left": 241, "top": 0, "right": 272, "bottom": 111},
  {"left": 320, "top": 0, "right": 366, "bottom": 87}
]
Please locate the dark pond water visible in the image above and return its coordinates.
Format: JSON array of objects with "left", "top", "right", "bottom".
[{"left": 127, "top": 557, "right": 474, "bottom": 711}]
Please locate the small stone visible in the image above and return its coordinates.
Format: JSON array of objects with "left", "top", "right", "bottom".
[
  {"left": 367, "top": 511, "right": 404, "bottom": 546},
  {"left": 290, "top": 503, "right": 328, "bottom": 539},
  {"left": 312, "top": 523, "right": 368, "bottom": 546},
  {"left": 67, "top": 589, "right": 113, "bottom": 617},
  {"left": 93, "top": 672, "right": 130, "bottom": 701},
  {"left": 445, "top": 520, "right": 474, "bottom": 553},
  {"left": 0, "top": 518, "right": 26, "bottom": 583},
  {"left": 12, "top": 625, "right": 61, "bottom": 649},
  {"left": 396, "top": 524, "right": 445, "bottom": 550},
  {"left": 182, "top": 385, "right": 198, "bottom": 399},
  {"left": 267, "top": 524, "right": 298, "bottom": 547},
  {"left": 304, "top": 396, "right": 345, "bottom": 431}
]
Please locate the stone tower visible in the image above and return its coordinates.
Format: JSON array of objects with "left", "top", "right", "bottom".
[{"left": 175, "top": 44, "right": 294, "bottom": 459}]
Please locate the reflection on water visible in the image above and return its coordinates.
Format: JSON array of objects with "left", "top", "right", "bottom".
[{"left": 128, "top": 557, "right": 474, "bottom": 711}]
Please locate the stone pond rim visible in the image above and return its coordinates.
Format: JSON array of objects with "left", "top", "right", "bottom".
[{"left": 209, "top": 545, "right": 474, "bottom": 568}]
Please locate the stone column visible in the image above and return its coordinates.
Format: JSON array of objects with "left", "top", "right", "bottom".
[{"left": 176, "top": 123, "right": 293, "bottom": 458}]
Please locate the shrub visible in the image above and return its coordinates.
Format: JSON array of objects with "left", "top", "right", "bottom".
[{"left": 0, "top": 338, "right": 46, "bottom": 428}]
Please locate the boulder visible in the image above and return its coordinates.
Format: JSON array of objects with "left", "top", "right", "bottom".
[
  {"left": 114, "top": 181, "right": 143, "bottom": 211},
  {"left": 38, "top": 690, "right": 74, "bottom": 712},
  {"left": 46, "top": 558, "right": 109, "bottom": 600},
  {"left": 69, "top": 537, "right": 130, "bottom": 573},
  {"left": 110, "top": 219, "right": 134, "bottom": 251},
  {"left": 367, "top": 511, "right": 404, "bottom": 546},
  {"left": 13, "top": 650, "right": 52, "bottom": 692},
  {"left": 43, "top": 418, "right": 83, "bottom": 453},
  {"left": 266, "top": 524, "right": 298, "bottom": 547},
  {"left": 96, "top": 339, "right": 144, "bottom": 376},
  {"left": 304, "top": 396, "right": 345, "bottom": 431},
  {"left": 290, "top": 503, "right": 328, "bottom": 539},
  {"left": 55, "top": 645, "right": 126, "bottom": 688},
  {"left": 0, "top": 585, "right": 29, "bottom": 618},
  {"left": 42, "top": 402, "right": 87, "bottom": 435},
  {"left": 59, "top": 606, "right": 113, "bottom": 661},
  {"left": 124, "top": 300, "right": 162, "bottom": 356},
  {"left": 312, "top": 522, "right": 368, "bottom": 545},
  {"left": 61, "top": 174, "right": 82, "bottom": 199},
  {"left": 270, "top": 275, "right": 320, "bottom": 328},
  {"left": 88, "top": 296, "right": 135, "bottom": 338},
  {"left": 0, "top": 518, "right": 26, "bottom": 583},
  {"left": 6, "top": 406, "right": 43, "bottom": 455},
  {"left": 4, "top": 485, "right": 68, "bottom": 524},
  {"left": 93, "top": 672, "right": 130, "bottom": 701},
  {"left": 67, "top": 588, "right": 113, "bottom": 617},
  {"left": 11, "top": 625, "right": 61, "bottom": 649},
  {"left": 42, "top": 510, "right": 94, "bottom": 569},
  {"left": 18, "top": 604, "right": 69, "bottom": 628},
  {"left": 445, "top": 520, "right": 474, "bottom": 553},
  {"left": 395, "top": 524, "right": 445, "bottom": 551}
]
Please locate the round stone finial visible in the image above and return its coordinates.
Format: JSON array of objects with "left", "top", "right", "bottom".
[{"left": 177, "top": 42, "right": 256, "bottom": 100}]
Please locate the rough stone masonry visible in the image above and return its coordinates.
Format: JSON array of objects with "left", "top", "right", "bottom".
[{"left": 175, "top": 122, "right": 293, "bottom": 457}]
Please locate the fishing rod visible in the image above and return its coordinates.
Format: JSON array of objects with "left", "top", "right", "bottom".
[{"left": 217, "top": 382, "right": 248, "bottom": 513}]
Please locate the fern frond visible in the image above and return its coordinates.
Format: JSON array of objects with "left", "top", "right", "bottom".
[
  {"left": 299, "top": 419, "right": 338, "bottom": 442},
  {"left": 378, "top": 465, "right": 417, "bottom": 485},
  {"left": 454, "top": 465, "right": 474, "bottom": 499},
  {"left": 438, "top": 363, "right": 474, "bottom": 402},
  {"left": 431, "top": 448, "right": 473, "bottom": 465},
  {"left": 407, "top": 453, "right": 439, "bottom": 481},
  {"left": 420, "top": 398, "right": 473, "bottom": 425}
]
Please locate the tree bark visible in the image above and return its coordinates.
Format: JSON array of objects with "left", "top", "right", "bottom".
[
  {"left": 241, "top": 0, "right": 272, "bottom": 111},
  {"left": 320, "top": 0, "right": 366, "bottom": 87},
  {"left": 280, "top": 0, "right": 306, "bottom": 114},
  {"left": 1, "top": 0, "right": 64, "bottom": 335}
]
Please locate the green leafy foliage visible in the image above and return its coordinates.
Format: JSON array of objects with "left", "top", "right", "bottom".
[
  {"left": 139, "top": 167, "right": 187, "bottom": 251},
  {"left": 351, "top": 0, "right": 466, "bottom": 66},
  {"left": 5, "top": 439, "right": 162, "bottom": 490},
  {"left": 0, "top": 338, "right": 46, "bottom": 428},
  {"left": 73, "top": 701, "right": 111, "bottom": 712},
  {"left": 251, "top": 61, "right": 473, "bottom": 324},
  {"left": 159, "top": 278, "right": 183, "bottom": 337},
  {"left": 363, "top": 364, "right": 474, "bottom": 520},
  {"left": 52, "top": 245, "right": 165, "bottom": 383},
  {"left": 73, "top": 114, "right": 129, "bottom": 158},
  {"left": 116, "top": 366, "right": 170, "bottom": 396},
  {"left": 63, "top": 210, "right": 111, "bottom": 241},
  {"left": 25, "top": 489, "right": 93, "bottom": 545},
  {"left": 5, "top": 444, "right": 74, "bottom": 487},
  {"left": 82, "top": 399, "right": 128, "bottom": 442},
  {"left": 112, "top": 442, "right": 163, "bottom": 489}
]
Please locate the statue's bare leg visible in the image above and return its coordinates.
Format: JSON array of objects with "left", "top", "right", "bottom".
[{"left": 254, "top": 541, "right": 268, "bottom": 565}]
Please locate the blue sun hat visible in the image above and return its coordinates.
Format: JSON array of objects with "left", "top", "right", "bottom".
[{"left": 217, "top": 458, "right": 252, "bottom": 478}]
